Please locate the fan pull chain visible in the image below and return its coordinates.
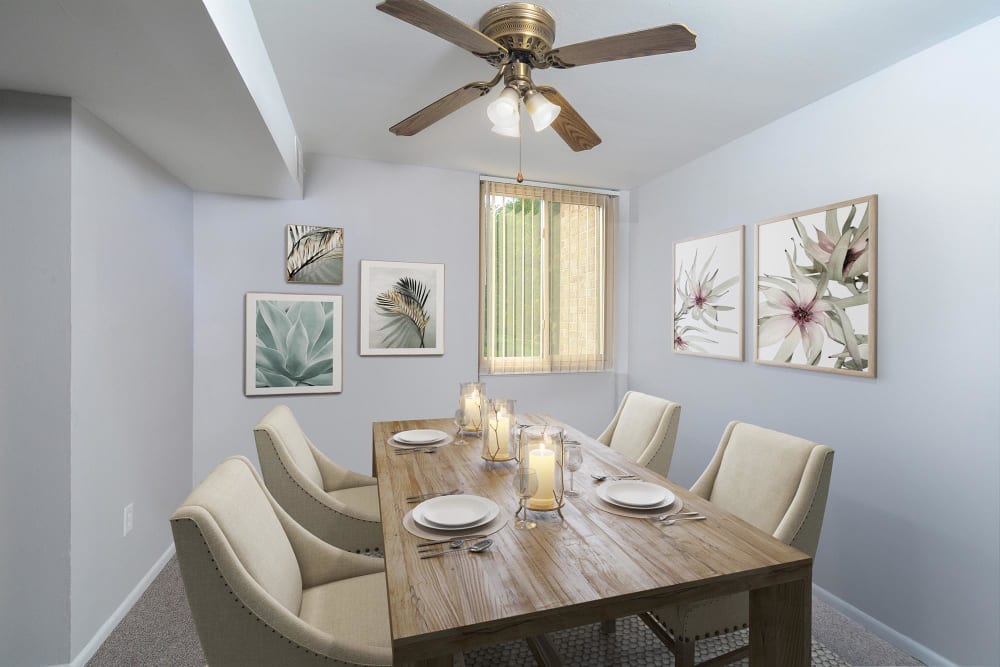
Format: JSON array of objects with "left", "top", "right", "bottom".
[{"left": 516, "top": 105, "right": 524, "bottom": 183}]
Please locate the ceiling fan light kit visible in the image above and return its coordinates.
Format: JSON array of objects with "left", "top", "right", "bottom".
[
  {"left": 376, "top": 0, "right": 697, "bottom": 151},
  {"left": 491, "top": 119, "right": 520, "bottom": 138},
  {"left": 487, "top": 86, "right": 521, "bottom": 128},
  {"left": 523, "top": 88, "right": 560, "bottom": 132}
]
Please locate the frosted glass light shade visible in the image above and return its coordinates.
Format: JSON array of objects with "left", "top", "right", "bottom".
[
  {"left": 491, "top": 119, "right": 520, "bottom": 137},
  {"left": 487, "top": 87, "right": 521, "bottom": 128},
  {"left": 524, "top": 90, "right": 561, "bottom": 131}
]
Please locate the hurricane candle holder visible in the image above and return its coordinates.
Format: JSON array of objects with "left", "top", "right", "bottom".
[
  {"left": 517, "top": 425, "right": 565, "bottom": 517},
  {"left": 481, "top": 398, "right": 516, "bottom": 462},
  {"left": 458, "top": 381, "right": 485, "bottom": 435}
]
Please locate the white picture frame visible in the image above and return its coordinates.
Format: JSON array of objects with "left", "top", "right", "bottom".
[
  {"left": 359, "top": 260, "right": 445, "bottom": 356},
  {"left": 245, "top": 292, "right": 343, "bottom": 395},
  {"left": 673, "top": 226, "right": 745, "bottom": 361}
]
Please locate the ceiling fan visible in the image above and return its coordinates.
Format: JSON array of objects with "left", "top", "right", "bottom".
[{"left": 376, "top": 0, "right": 697, "bottom": 151}]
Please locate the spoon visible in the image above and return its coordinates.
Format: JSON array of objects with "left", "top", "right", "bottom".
[
  {"left": 419, "top": 538, "right": 494, "bottom": 559},
  {"left": 653, "top": 511, "right": 701, "bottom": 521},
  {"left": 590, "top": 473, "right": 639, "bottom": 482},
  {"left": 660, "top": 516, "right": 706, "bottom": 526}
]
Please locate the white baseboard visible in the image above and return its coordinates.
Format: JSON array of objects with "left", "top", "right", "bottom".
[
  {"left": 813, "top": 584, "right": 956, "bottom": 667},
  {"left": 52, "top": 544, "right": 176, "bottom": 667}
]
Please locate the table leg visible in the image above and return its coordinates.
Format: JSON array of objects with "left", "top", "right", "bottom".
[
  {"left": 600, "top": 619, "right": 616, "bottom": 634},
  {"left": 748, "top": 568, "right": 811, "bottom": 666}
]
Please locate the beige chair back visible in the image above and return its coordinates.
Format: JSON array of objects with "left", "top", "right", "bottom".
[
  {"left": 691, "top": 421, "right": 834, "bottom": 555},
  {"left": 173, "top": 457, "right": 303, "bottom": 614},
  {"left": 598, "top": 391, "right": 681, "bottom": 477},
  {"left": 254, "top": 404, "right": 323, "bottom": 488}
]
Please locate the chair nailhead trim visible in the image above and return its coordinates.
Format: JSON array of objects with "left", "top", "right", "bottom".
[{"left": 172, "top": 518, "right": 372, "bottom": 666}]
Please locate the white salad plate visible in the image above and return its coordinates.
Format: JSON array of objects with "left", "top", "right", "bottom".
[
  {"left": 393, "top": 429, "right": 448, "bottom": 445},
  {"left": 413, "top": 495, "right": 500, "bottom": 530},
  {"left": 600, "top": 480, "right": 674, "bottom": 509}
]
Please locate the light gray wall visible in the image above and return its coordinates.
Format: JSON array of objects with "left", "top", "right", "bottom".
[
  {"left": 0, "top": 91, "right": 73, "bottom": 667},
  {"left": 628, "top": 19, "right": 999, "bottom": 666},
  {"left": 69, "top": 103, "right": 194, "bottom": 656},
  {"left": 193, "top": 155, "right": 622, "bottom": 480}
]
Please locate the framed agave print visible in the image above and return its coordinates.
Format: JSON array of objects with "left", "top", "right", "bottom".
[
  {"left": 673, "top": 226, "right": 744, "bottom": 360},
  {"left": 286, "top": 224, "right": 344, "bottom": 284},
  {"left": 245, "top": 293, "right": 343, "bottom": 395},
  {"left": 755, "top": 195, "right": 877, "bottom": 377},
  {"left": 360, "top": 260, "right": 445, "bottom": 356}
]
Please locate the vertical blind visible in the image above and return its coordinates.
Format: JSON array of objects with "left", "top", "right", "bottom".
[{"left": 480, "top": 180, "right": 615, "bottom": 374}]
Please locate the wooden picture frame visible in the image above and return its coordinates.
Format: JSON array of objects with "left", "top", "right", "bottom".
[{"left": 754, "top": 195, "right": 877, "bottom": 377}]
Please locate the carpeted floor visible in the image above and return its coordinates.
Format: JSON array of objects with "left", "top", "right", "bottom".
[{"left": 87, "top": 557, "right": 923, "bottom": 666}]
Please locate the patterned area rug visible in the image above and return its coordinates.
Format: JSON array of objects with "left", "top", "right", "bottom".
[{"left": 464, "top": 616, "right": 849, "bottom": 666}]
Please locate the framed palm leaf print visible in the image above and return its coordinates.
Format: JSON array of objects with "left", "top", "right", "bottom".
[
  {"left": 359, "top": 260, "right": 445, "bottom": 356},
  {"left": 286, "top": 225, "right": 344, "bottom": 284}
]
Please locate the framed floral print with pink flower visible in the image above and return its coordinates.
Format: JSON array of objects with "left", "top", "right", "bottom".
[
  {"left": 673, "top": 226, "right": 744, "bottom": 361},
  {"left": 755, "top": 195, "right": 877, "bottom": 377}
]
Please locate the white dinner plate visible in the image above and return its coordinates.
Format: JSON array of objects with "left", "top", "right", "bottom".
[
  {"left": 413, "top": 495, "right": 500, "bottom": 530},
  {"left": 393, "top": 429, "right": 448, "bottom": 445},
  {"left": 601, "top": 480, "right": 674, "bottom": 508}
]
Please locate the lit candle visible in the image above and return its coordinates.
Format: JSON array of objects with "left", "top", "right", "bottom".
[
  {"left": 462, "top": 393, "right": 481, "bottom": 428},
  {"left": 487, "top": 412, "right": 511, "bottom": 459},
  {"left": 528, "top": 439, "right": 556, "bottom": 510}
]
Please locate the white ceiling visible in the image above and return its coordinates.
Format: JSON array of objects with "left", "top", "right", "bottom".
[
  {"left": 0, "top": 0, "right": 301, "bottom": 198},
  {"left": 2, "top": 1, "right": 997, "bottom": 196},
  {"left": 250, "top": 0, "right": 1000, "bottom": 190}
]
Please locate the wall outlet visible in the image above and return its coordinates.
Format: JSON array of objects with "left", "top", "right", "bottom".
[{"left": 123, "top": 503, "right": 134, "bottom": 537}]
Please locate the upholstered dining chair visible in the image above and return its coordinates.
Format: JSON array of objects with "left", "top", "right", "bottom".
[
  {"left": 639, "top": 421, "right": 835, "bottom": 667},
  {"left": 253, "top": 404, "right": 383, "bottom": 554},
  {"left": 170, "top": 456, "right": 391, "bottom": 666},
  {"left": 597, "top": 390, "right": 681, "bottom": 478}
]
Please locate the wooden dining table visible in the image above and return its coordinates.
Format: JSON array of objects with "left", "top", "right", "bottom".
[{"left": 372, "top": 415, "right": 812, "bottom": 667}]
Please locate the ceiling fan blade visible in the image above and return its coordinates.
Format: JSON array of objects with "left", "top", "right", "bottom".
[
  {"left": 377, "top": 0, "right": 507, "bottom": 61},
  {"left": 536, "top": 86, "right": 601, "bottom": 152},
  {"left": 390, "top": 82, "right": 494, "bottom": 136},
  {"left": 546, "top": 24, "right": 696, "bottom": 68}
]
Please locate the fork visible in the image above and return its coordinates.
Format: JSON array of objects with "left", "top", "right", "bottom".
[{"left": 394, "top": 448, "right": 437, "bottom": 455}]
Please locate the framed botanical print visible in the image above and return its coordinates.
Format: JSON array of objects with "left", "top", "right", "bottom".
[
  {"left": 286, "top": 225, "right": 344, "bottom": 284},
  {"left": 673, "top": 226, "right": 744, "bottom": 360},
  {"left": 755, "top": 195, "right": 877, "bottom": 377},
  {"left": 245, "top": 293, "right": 343, "bottom": 395},
  {"left": 359, "top": 260, "right": 445, "bottom": 356}
]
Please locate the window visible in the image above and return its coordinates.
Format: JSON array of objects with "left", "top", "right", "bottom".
[{"left": 479, "top": 180, "right": 615, "bottom": 374}]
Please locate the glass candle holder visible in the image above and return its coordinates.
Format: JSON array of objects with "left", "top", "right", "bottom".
[
  {"left": 458, "top": 381, "right": 485, "bottom": 435},
  {"left": 481, "top": 398, "right": 516, "bottom": 462},
  {"left": 517, "top": 425, "right": 565, "bottom": 516}
]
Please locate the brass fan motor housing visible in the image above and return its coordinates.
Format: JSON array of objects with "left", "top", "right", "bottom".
[{"left": 479, "top": 3, "right": 556, "bottom": 67}]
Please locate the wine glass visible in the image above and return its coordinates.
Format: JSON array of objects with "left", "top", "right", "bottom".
[
  {"left": 453, "top": 409, "right": 468, "bottom": 445},
  {"left": 565, "top": 444, "right": 584, "bottom": 496},
  {"left": 512, "top": 469, "right": 538, "bottom": 530}
]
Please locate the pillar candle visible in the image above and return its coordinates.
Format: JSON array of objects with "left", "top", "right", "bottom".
[
  {"left": 528, "top": 443, "right": 556, "bottom": 510},
  {"left": 487, "top": 413, "right": 511, "bottom": 459},
  {"left": 462, "top": 394, "right": 481, "bottom": 428}
]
